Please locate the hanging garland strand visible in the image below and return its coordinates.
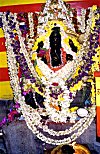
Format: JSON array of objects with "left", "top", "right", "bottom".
[
  {"left": 72, "top": 8, "right": 79, "bottom": 33},
  {"left": 1, "top": 3, "right": 99, "bottom": 145}
]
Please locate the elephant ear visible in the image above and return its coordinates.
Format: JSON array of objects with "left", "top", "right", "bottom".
[{"left": 69, "top": 39, "right": 78, "bottom": 53}]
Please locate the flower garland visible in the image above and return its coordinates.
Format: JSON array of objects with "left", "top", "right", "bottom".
[
  {"left": 38, "top": 0, "right": 75, "bottom": 31},
  {"left": 80, "top": 8, "right": 86, "bottom": 33},
  {"left": 66, "top": 7, "right": 99, "bottom": 89},
  {"left": 15, "top": 15, "right": 40, "bottom": 81},
  {"left": 43, "top": 84, "right": 76, "bottom": 123},
  {"left": 1, "top": 3, "right": 99, "bottom": 145},
  {"left": 28, "top": 12, "right": 34, "bottom": 38}
]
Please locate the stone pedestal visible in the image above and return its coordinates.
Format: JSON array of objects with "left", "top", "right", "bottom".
[
  {"left": 2, "top": 120, "right": 100, "bottom": 154},
  {"left": 94, "top": 142, "right": 100, "bottom": 153},
  {"left": 3, "top": 121, "right": 44, "bottom": 154}
]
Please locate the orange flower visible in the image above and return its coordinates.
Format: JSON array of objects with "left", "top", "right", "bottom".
[
  {"left": 50, "top": 103, "right": 60, "bottom": 111},
  {"left": 53, "top": 105, "right": 60, "bottom": 111}
]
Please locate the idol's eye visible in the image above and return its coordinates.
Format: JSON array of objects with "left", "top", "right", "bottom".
[
  {"left": 66, "top": 54, "right": 73, "bottom": 61},
  {"left": 69, "top": 39, "right": 78, "bottom": 53}
]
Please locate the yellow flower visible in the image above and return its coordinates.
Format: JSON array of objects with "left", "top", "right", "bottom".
[
  {"left": 87, "top": 79, "right": 93, "bottom": 83},
  {"left": 32, "top": 52, "right": 37, "bottom": 60},
  {"left": 45, "top": 20, "right": 67, "bottom": 32},
  {"left": 32, "top": 44, "right": 38, "bottom": 51},
  {"left": 92, "top": 88, "right": 95, "bottom": 97},
  {"left": 91, "top": 97, "right": 95, "bottom": 104},
  {"left": 13, "top": 30, "right": 17, "bottom": 33},
  {"left": 70, "top": 81, "right": 82, "bottom": 92},
  {"left": 91, "top": 16, "right": 96, "bottom": 30},
  {"left": 92, "top": 5, "right": 97, "bottom": 11},
  {"left": 97, "top": 14, "right": 99, "bottom": 20},
  {"left": 73, "top": 66, "right": 81, "bottom": 78},
  {"left": 92, "top": 47, "right": 100, "bottom": 72},
  {"left": 96, "top": 46, "right": 100, "bottom": 52},
  {"left": 32, "top": 84, "right": 44, "bottom": 96},
  {"left": 58, "top": 95, "right": 65, "bottom": 101},
  {"left": 72, "top": 37, "right": 80, "bottom": 50},
  {"left": 32, "top": 83, "right": 35, "bottom": 88},
  {"left": 35, "top": 65, "right": 44, "bottom": 77},
  {"left": 32, "top": 35, "right": 46, "bottom": 51},
  {"left": 46, "top": 30, "right": 51, "bottom": 37},
  {"left": 64, "top": 37, "right": 70, "bottom": 47},
  {"left": 24, "top": 85, "right": 28, "bottom": 91},
  {"left": 64, "top": 36, "right": 81, "bottom": 51},
  {"left": 92, "top": 56, "right": 98, "bottom": 61},
  {"left": 70, "top": 107, "right": 78, "bottom": 112}
]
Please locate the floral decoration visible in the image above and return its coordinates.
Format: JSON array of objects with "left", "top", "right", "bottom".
[{"left": 0, "top": 0, "right": 99, "bottom": 145}]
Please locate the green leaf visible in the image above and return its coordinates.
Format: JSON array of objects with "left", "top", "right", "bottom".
[{"left": 34, "top": 60, "right": 37, "bottom": 67}]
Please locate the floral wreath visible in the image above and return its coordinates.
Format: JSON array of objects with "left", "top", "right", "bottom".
[{"left": 0, "top": 2, "right": 99, "bottom": 145}]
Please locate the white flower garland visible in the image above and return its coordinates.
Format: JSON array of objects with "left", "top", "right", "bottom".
[
  {"left": 38, "top": 0, "right": 75, "bottom": 31},
  {"left": 43, "top": 84, "right": 76, "bottom": 123},
  {"left": 1, "top": 8, "right": 96, "bottom": 145},
  {"left": 80, "top": 8, "right": 86, "bottom": 33},
  {"left": 14, "top": 14, "right": 81, "bottom": 121},
  {"left": 28, "top": 12, "right": 34, "bottom": 38},
  {"left": 38, "top": 110, "right": 95, "bottom": 136},
  {"left": 15, "top": 13, "right": 40, "bottom": 81}
]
